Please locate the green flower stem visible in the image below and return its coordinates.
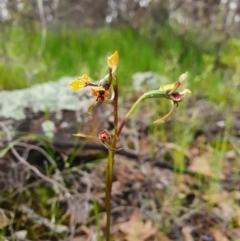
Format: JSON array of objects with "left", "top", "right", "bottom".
[
  {"left": 117, "top": 90, "right": 167, "bottom": 136},
  {"left": 108, "top": 68, "right": 112, "bottom": 87},
  {"left": 105, "top": 88, "right": 166, "bottom": 240},
  {"left": 105, "top": 149, "right": 114, "bottom": 241},
  {"left": 105, "top": 77, "right": 118, "bottom": 241},
  {"left": 112, "top": 77, "right": 118, "bottom": 142}
]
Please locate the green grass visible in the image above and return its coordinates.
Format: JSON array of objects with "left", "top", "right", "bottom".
[
  {"left": 0, "top": 25, "right": 205, "bottom": 89},
  {"left": 2, "top": 24, "right": 239, "bottom": 109},
  {"left": 1, "top": 24, "right": 239, "bottom": 109}
]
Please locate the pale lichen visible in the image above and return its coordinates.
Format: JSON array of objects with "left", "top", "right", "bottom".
[
  {"left": 0, "top": 72, "right": 166, "bottom": 120},
  {"left": 0, "top": 76, "right": 92, "bottom": 120}
]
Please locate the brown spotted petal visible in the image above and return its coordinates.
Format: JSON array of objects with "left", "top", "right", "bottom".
[
  {"left": 90, "top": 86, "right": 110, "bottom": 102},
  {"left": 169, "top": 89, "right": 191, "bottom": 102},
  {"left": 98, "top": 129, "right": 111, "bottom": 143}
]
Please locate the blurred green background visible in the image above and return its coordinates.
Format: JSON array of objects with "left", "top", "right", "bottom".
[{"left": 0, "top": 0, "right": 239, "bottom": 108}]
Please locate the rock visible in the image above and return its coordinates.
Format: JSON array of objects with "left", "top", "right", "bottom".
[
  {"left": 132, "top": 71, "right": 169, "bottom": 91},
  {"left": 0, "top": 76, "right": 92, "bottom": 120}
]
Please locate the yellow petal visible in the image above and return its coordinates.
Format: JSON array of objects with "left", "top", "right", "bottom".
[
  {"left": 68, "top": 74, "right": 90, "bottom": 91},
  {"left": 87, "top": 100, "right": 97, "bottom": 115},
  {"left": 73, "top": 133, "right": 88, "bottom": 138},
  {"left": 153, "top": 101, "right": 176, "bottom": 124},
  {"left": 91, "top": 86, "right": 106, "bottom": 91},
  {"left": 159, "top": 72, "right": 188, "bottom": 94},
  {"left": 179, "top": 88, "right": 191, "bottom": 95},
  {"left": 178, "top": 72, "right": 188, "bottom": 84},
  {"left": 159, "top": 83, "right": 175, "bottom": 91},
  {"left": 73, "top": 133, "right": 100, "bottom": 142},
  {"left": 107, "top": 51, "right": 118, "bottom": 73}
]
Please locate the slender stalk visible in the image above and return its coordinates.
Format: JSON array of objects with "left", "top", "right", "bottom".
[
  {"left": 105, "top": 84, "right": 166, "bottom": 240},
  {"left": 108, "top": 68, "right": 113, "bottom": 88},
  {"left": 105, "top": 150, "right": 114, "bottom": 241},
  {"left": 105, "top": 76, "right": 118, "bottom": 241},
  {"left": 117, "top": 90, "right": 166, "bottom": 136}
]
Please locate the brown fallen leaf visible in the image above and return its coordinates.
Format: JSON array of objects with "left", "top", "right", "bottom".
[
  {"left": 157, "top": 231, "right": 173, "bottom": 241},
  {"left": 182, "top": 226, "right": 194, "bottom": 241},
  {"left": 203, "top": 191, "right": 240, "bottom": 224},
  {"left": 232, "top": 227, "right": 240, "bottom": 239},
  {"left": 0, "top": 208, "right": 14, "bottom": 229},
  {"left": 73, "top": 225, "right": 91, "bottom": 240},
  {"left": 188, "top": 156, "right": 212, "bottom": 177},
  {"left": 202, "top": 190, "right": 230, "bottom": 203},
  {"left": 209, "top": 227, "right": 229, "bottom": 241},
  {"left": 118, "top": 209, "right": 156, "bottom": 241},
  {"left": 73, "top": 236, "right": 88, "bottom": 241}
]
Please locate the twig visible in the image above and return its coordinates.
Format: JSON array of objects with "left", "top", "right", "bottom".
[
  {"left": 19, "top": 204, "right": 69, "bottom": 233},
  {"left": 15, "top": 142, "right": 57, "bottom": 168},
  {"left": 36, "top": 0, "right": 47, "bottom": 58},
  {"left": 0, "top": 122, "right": 71, "bottom": 195}
]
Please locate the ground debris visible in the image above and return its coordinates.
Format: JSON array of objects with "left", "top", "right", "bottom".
[
  {"left": 118, "top": 210, "right": 157, "bottom": 241},
  {"left": 19, "top": 205, "right": 69, "bottom": 233},
  {"left": 1, "top": 87, "right": 240, "bottom": 240}
]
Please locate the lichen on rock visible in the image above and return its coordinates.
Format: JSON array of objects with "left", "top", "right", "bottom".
[
  {"left": 0, "top": 76, "right": 92, "bottom": 120},
  {"left": 0, "top": 72, "right": 168, "bottom": 121}
]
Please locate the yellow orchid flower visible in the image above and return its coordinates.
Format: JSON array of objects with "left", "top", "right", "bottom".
[
  {"left": 119, "top": 72, "right": 191, "bottom": 131},
  {"left": 159, "top": 72, "right": 191, "bottom": 102},
  {"left": 90, "top": 86, "right": 110, "bottom": 101},
  {"left": 68, "top": 74, "right": 90, "bottom": 91},
  {"left": 87, "top": 86, "right": 111, "bottom": 114},
  {"left": 107, "top": 51, "right": 118, "bottom": 73}
]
